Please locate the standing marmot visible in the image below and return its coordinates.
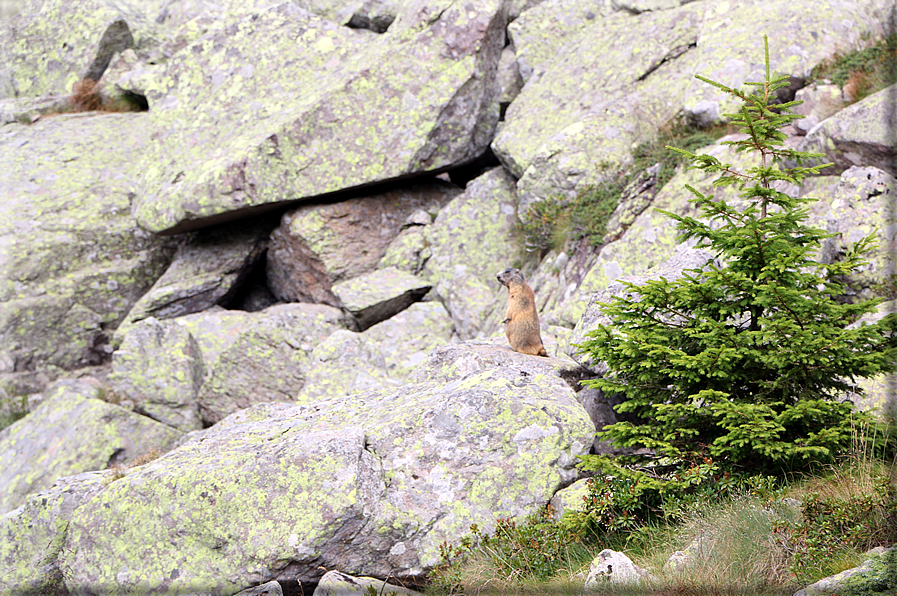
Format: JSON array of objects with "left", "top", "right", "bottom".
[{"left": 496, "top": 268, "right": 547, "bottom": 357}]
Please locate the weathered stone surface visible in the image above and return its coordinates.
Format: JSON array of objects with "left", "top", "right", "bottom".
[
  {"left": 410, "top": 338, "right": 583, "bottom": 385},
  {"left": 682, "top": 1, "right": 893, "bottom": 124},
  {"left": 0, "top": 470, "right": 112, "bottom": 595},
  {"left": 107, "top": 317, "right": 205, "bottom": 431},
  {"left": 798, "top": 83, "right": 897, "bottom": 177},
  {"left": 296, "top": 301, "right": 457, "bottom": 403},
  {"left": 60, "top": 361, "right": 593, "bottom": 591},
  {"left": 0, "top": 379, "right": 182, "bottom": 515},
  {"left": 548, "top": 477, "right": 589, "bottom": 520},
  {"left": 236, "top": 580, "right": 284, "bottom": 596},
  {"left": 0, "top": 113, "right": 177, "bottom": 373},
  {"left": 131, "top": 0, "right": 505, "bottom": 234},
  {"left": 267, "top": 181, "right": 458, "bottom": 304},
  {"left": 194, "top": 303, "right": 351, "bottom": 424},
  {"left": 807, "top": 166, "right": 896, "bottom": 301},
  {"left": 507, "top": 0, "right": 614, "bottom": 83},
  {"left": 795, "top": 547, "right": 895, "bottom": 596},
  {"left": 567, "top": 246, "right": 716, "bottom": 372},
  {"left": 497, "top": 45, "right": 524, "bottom": 107},
  {"left": 495, "top": 5, "right": 702, "bottom": 209},
  {"left": 792, "top": 82, "right": 846, "bottom": 135},
  {"left": 422, "top": 167, "right": 525, "bottom": 339},
  {"left": 0, "top": 0, "right": 163, "bottom": 99},
  {"left": 115, "top": 218, "right": 273, "bottom": 342},
  {"left": 332, "top": 268, "right": 432, "bottom": 331},
  {"left": 584, "top": 549, "right": 654, "bottom": 589},
  {"left": 314, "top": 571, "right": 419, "bottom": 596},
  {"left": 293, "top": 0, "right": 400, "bottom": 32}
]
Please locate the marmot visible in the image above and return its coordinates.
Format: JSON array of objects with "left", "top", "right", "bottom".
[{"left": 496, "top": 268, "right": 547, "bottom": 357}]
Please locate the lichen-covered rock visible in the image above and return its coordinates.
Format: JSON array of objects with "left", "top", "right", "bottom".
[
  {"left": 131, "top": 0, "right": 506, "bottom": 234},
  {"left": 410, "top": 338, "right": 583, "bottom": 385},
  {"left": 0, "top": 379, "right": 182, "bottom": 515},
  {"left": 682, "top": 1, "right": 892, "bottom": 124},
  {"left": 267, "top": 180, "right": 459, "bottom": 305},
  {"left": 807, "top": 166, "right": 896, "bottom": 301},
  {"left": 0, "top": 113, "right": 177, "bottom": 374},
  {"left": 0, "top": 470, "right": 112, "bottom": 595},
  {"left": 795, "top": 547, "right": 896, "bottom": 596},
  {"left": 115, "top": 218, "right": 273, "bottom": 343},
  {"left": 792, "top": 82, "right": 846, "bottom": 135},
  {"left": 332, "top": 268, "right": 432, "bottom": 331},
  {"left": 507, "top": 0, "right": 614, "bottom": 83},
  {"left": 107, "top": 317, "right": 205, "bottom": 431},
  {"left": 236, "top": 580, "right": 284, "bottom": 596},
  {"left": 548, "top": 477, "right": 590, "bottom": 520},
  {"left": 494, "top": 5, "right": 702, "bottom": 209},
  {"left": 194, "top": 303, "right": 351, "bottom": 425},
  {"left": 297, "top": 301, "right": 458, "bottom": 403},
  {"left": 797, "top": 83, "right": 897, "bottom": 177},
  {"left": 313, "top": 571, "right": 420, "bottom": 596},
  {"left": 60, "top": 361, "right": 593, "bottom": 592},
  {"left": 584, "top": 549, "right": 654, "bottom": 589},
  {"left": 422, "top": 167, "right": 525, "bottom": 339},
  {"left": 0, "top": 0, "right": 163, "bottom": 98}
]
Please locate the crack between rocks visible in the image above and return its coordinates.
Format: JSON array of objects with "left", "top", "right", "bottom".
[{"left": 636, "top": 41, "right": 697, "bottom": 83}]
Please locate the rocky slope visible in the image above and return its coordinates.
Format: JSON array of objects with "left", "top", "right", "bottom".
[{"left": 0, "top": 0, "right": 895, "bottom": 594}]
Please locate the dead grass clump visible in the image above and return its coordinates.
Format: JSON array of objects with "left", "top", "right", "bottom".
[{"left": 69, "top": 78, "right": 103, "bottom": 112}]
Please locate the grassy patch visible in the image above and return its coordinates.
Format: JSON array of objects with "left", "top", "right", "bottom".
[
  {"left": 519, "top": 121, "right": 726, "bottom": 253},
  {"left": 809, "top": 33, "right": 897, "bottom": 102}
]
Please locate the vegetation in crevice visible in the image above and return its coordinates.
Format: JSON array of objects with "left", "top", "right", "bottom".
[{"left": 809, "top": 33, "right": 897, "bottom": 103}]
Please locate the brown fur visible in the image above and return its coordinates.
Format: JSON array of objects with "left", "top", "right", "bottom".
[{"left": 496, "top": 268, "right": 547, "bottom": 357}]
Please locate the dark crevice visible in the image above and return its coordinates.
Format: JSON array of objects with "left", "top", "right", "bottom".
[
  {"left": 446, "top": 147, "right": 502, "bottom": 188},
  {"left": 636, "top": 41, "right": 697, "bottom": 82}
]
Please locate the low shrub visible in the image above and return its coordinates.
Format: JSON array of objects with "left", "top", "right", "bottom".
[{"left": 810, "top": 33, "right": 897, "bottom": 102}]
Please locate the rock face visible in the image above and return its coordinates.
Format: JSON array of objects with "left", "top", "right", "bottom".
[
  {"left": 798, "top": 83, "right": 897, "bottom": 177},
  {"left": 131, "top": 0, "right": 507, "bottom": 234},
  {"left": 0, "top": 379, "right": 182, "bottom": 515},
  {"left": 60, "top": 345, "right": 593, "bottom": 591},
  {"left": 0, "top": 112, "right": 177, "bottom": 374}
]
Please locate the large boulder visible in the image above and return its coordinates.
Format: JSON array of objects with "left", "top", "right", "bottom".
[
  {"left": 797, "top": 83, "right": 897, "bottom": 177},
  {"left": 266, "top": 180, "right": 460, "bottom": 305},
  {"left": 0, "top": 112, "right": 177, "bottom": 375},
  {"left": 59, "top": 352, "right": 593, "bottom": 592},
  {"left": 130, "top": 0, "right": 506, "bottom": 234},
  {"left": 495, "top": 0, "right": 891, "bottom": 212},
  {"left": 422, "top": 167, "right": 526, "bottom": 339},
  {"left": 495, "top": 4, "right": 702, "bottom": 209},
  {"left": 0, "top": 0, "right": 164, "bottom": 98},
  {"left": 0, "top": 379, "right": 182, "bottom": 515},
  {"left": 107, "top": 317, "right": 205, "bottom": 431},
  {"left": 0, "top": 470, "right": 113, "bottom": 595},
  {"left": 191, "top": 303, "right": 352, "bottom": 425}
]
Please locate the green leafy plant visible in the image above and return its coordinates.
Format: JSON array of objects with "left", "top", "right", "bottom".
[
  {"left": 577, "top": 36, "right": 897, "bottom": 475},
  {"left": 774, "top": 475, "right": 897, "bottom": 583},
  {"left": 810, "top": 33, "right": 897, "bottom": 102}
]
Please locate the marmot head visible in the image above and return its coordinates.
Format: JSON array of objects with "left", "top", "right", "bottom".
[{"left": 496, "top": 268, "right": 523, "bottom": 288}]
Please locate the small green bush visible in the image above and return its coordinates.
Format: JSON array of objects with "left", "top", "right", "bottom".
[
  {"left": 810, "top": 33, "right": 897, "bottom": 102},
  {"left": 775, "top": 475, "right": 897, "bottom": 583},
  {"left": 577, "top": 37, "right": 897, "bottom": 475}
]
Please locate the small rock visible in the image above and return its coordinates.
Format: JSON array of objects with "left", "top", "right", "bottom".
[
  {"left": 313, "top": 570, "right": 420, "bottom": 595},
  {"left": 332, "top": 268, "right": 432, "bottom": 331},
  {"left": 584, "top": 549, "right": 654, "bottom": 589}
]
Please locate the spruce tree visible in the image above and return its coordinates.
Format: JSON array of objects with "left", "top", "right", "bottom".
[{"left": 579, "top": 37, "right": 897, "bottom": 474}]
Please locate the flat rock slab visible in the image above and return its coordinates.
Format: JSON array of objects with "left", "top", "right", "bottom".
[
  {"left": 332, "top": 268, "right": 432, "bottom": 331},
  {"left": 131, "top": 0, "right": 505, "bottom": 234},
  {"left": 59, "top": 360, "right": 593, "bottom": 592},
  {"left": 0, "top": 379, "right": 182, "bottom": 515},
  {"left": 0, "top": 112, "right": 177, "bottom": 373}
]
